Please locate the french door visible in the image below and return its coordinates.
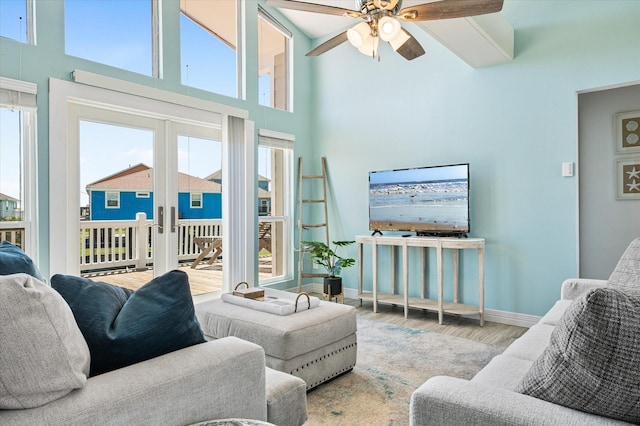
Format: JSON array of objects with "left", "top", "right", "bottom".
[
  {"left": 72, "top": 106, "right": 220, "bottom": 276},
  {"left": 50, "top": 77, "right": 255, "bottom": 290}
]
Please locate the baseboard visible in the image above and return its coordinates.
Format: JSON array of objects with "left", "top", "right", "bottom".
[
  {"left": 296, "top": 283, "right": 540, "bottom": 328},
  {"left": 483, "top": 309, "right": 539, "bottom": 328}
]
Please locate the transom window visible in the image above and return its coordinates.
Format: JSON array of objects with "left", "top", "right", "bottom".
[
  {"left": 0, "top": 0, "right": 34, "bottom": 44},
  {"left": 65, "top": 0, "right": 155, "bottom": 76},
  {"left": 180, "top": 0, "right": 238, "bottom": 97},
  {"left": 258, "top": 7, "right": 292, "bottom": 111}
]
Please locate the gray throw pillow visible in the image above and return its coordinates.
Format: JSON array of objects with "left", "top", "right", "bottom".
[
  {"left": 0, "top": 273, "right": 90, "bottom": 409},
  {"left": 608, "top": 237, "right": 640, "bottom": 290},
  {"left": 516, "top": 287, "right": 640, "bottom": 423}
]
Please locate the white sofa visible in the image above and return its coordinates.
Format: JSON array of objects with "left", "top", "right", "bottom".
[
  {"left": 410, "top": 238, "right": 640, "bottom": 425},
  {"left": 0, "top": 262, "right": 307, "bottom": 426},
  {"left": 1, "top": 336, "right": 288, "bottom": 426}
]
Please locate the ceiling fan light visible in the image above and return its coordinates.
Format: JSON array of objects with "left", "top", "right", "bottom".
[
  {"left": 358, "top": 35, "right": 379, "bottom": 57},
  {"left": 388, "top": 30, "right": 410, "bottom": 51},
  {"left": 347, "top": 22, "right": 371, "bottom": 48},
  {"left": 378, "top": 16, "right": 401, "bottom": 42}
]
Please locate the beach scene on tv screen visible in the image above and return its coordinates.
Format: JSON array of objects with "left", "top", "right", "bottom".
[{"left": 369, "top": 164, "right": 469, "bottom": 232}]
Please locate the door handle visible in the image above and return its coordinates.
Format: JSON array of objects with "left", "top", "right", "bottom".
[
  {"left": 171, "top": 206, "right": 177, "bottom": 233},
  {"left": 158, "top": 206, "right": 164, "bottom": 234}
]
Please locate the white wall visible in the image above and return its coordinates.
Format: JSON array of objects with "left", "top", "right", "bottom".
[
  {"left": 579, "top": 84, "right": 640, "bottom": 279},
  {"left": 307, "top": 1, "right": 640, "bottom": 316}
]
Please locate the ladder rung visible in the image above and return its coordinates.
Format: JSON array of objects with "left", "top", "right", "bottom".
[
  {"left": 302, "top": 223, "right": 327, "bottom": 228},
  {"left": 301, "top": 273, "right": 328, "bottom": 278},
  {"left": 302, "top": 199, "right": 325, "bottom": 203},
  {"left": 302, "top": 175, "right": 324, "bottom": 179}
]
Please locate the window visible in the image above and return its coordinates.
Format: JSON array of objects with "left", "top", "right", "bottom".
[
  {"left": 106, "top": 192, "right": 120, "bottom": 208},
  {"left": 180, "top": 0, "right": 238, "bottom": 97},
  {"left": 191, "top": 192, "right": 202, "bottom": 208},
  {"left": 258, "top": 129, "right": 294, "bottom": 284},
  {"left": 0, "top": 0, "right": 34, "bottom": 43},
  {"left": 65, "top": 0, "right": 155, "bottom": 76},
  {"left": 136, "top": 192, "right": 150, "bottom": 198},
  {"left": 258, "top": 8, "right": 291, "bottom": 111},
  {"left": 0, "top": 77, "right": 37, "bottom": 254}
]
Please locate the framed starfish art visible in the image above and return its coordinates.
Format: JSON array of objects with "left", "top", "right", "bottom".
[{"left": 616, "top": 157, "right": 640, "bottom": 200}]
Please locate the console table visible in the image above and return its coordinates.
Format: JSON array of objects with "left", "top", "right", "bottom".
[{"left": 356, "top": 235, "right": 485, "bottom": 326}]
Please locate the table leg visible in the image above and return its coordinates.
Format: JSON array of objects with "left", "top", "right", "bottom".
[
  {"left": 372, "top": 241, "right": 378, "bottom": 313},
  {"left": 191, "top": 243, "right": 214, "bottom": 269},
  {"left": 403, "top": 242, "right": 408, "bottom": 319},
  {"left": 437, "top": 240, "right": 443, "bottom": 325}
]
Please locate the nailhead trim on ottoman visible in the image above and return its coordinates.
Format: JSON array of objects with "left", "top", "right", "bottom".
[{"left": 195, "top": 298, "right": 357, "bottom": 390}]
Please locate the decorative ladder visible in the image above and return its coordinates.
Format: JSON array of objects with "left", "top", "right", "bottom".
[{"left": 297, "top": 156, "right": 330, "bottom": 292}]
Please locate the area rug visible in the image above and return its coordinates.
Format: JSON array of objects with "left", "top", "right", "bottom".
[{"left": 304, "top": 317, "right": 504, "bottom": 425}]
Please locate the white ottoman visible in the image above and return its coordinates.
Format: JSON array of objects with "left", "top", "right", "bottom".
[{"left": 196, "top": 298, "right": 357, "bottom": 390}]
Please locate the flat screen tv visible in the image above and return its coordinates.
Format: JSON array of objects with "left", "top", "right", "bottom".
[{"left": 368, "top": 163, "right": 470, "bottom": 237}]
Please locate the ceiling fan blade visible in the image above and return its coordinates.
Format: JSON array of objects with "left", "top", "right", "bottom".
[
  {"left": 265, "top": 0, "right": 360, "bottom": 18},
  {"left": 398, "top": 0, "right": 503, "bottom": 22},
  {"left": 394, "top": 28, "right": 426, "bottom": 61},
  {"left": 306, "top": 31, "right": 349, "bottom": 57}
]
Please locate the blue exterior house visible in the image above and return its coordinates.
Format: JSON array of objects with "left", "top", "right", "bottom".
[
  {"left": 0, "top": 192, "right": 19, "bottom": 220},
  {"left": 86, "top": 164, "right": 222, "bottom": 221},
  {"left": 205, "top": 169, "right": 271, "bottom": 215}
]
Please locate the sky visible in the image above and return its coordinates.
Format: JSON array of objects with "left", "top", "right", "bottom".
[
  {"left": 0, "top": 0, "right": 272, "bottom": 207},
  {"left": 369, "top": 164, "right": 469, "bottom": 185}
]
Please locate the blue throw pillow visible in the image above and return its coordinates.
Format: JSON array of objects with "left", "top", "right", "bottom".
[
  {"left": 0, "top": 241, "right": 43, "bottom": 280},
  {"left": 51, "top": 270, "right": 205, "bottom": 376}
]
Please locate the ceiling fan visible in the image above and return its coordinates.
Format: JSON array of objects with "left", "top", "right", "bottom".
[{"left": 265, "top": 0, "right": 504, "bottom": 60}]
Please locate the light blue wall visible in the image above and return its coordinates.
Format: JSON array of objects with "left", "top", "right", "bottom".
[
  {"left": 0, "top": 0, "right": 315, "bottom": 283},
  {"left": 2, "top": 1, "right": 638, "bottom": 315},
  {"left": 307, "top": 1, "right": 640, "bottom": 316}
]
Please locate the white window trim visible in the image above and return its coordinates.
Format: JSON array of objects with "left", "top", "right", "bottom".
[
  {"left": 258, "top": 128, "right": 294, "bottom": 285},
  {"left": 136, "top": 191, "right": 150, "bottom": 198},
  {"left": 191, "top": 192, "right": 203, "bottom": 208},
  {"left": 105, "top": 191, "right": 120, "bottom": 208},
  {"left": 0, "top": 76, "right": 38, "bottom": 260},
  {"left": 257, "top": 6, "right": 293, "bottom": 112}
]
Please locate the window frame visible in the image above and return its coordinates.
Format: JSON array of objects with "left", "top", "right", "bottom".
[
  {"left": 191, "top": 192, "right": 203, "bottom": 208},
  {"left": 105, "top": 191, "right": 120, "bottom": 208},
  {"left": 179, "top": 0, "right": 243, "bottom": 99},
  {"left": 0, "top": 77, "right": 38, "bottom": 258},
  {"left": 257, "top": 129, "right": 294, "bottom": 285},
  {"left": 63, "top": 0, "right": 159, "bottom": 77},
  {"left": 0, "top": 0, "right": 36, "bottom": 44},
  {"left": 257, "top": 6, "right": 293, "bottom": 112}
]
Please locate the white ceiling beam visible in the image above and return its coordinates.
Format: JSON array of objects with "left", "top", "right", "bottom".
[{"left": 417, "top": 13, "right": 514, "bottom": 68}]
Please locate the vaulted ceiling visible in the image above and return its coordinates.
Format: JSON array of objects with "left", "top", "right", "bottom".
[{"left": 266, "top": 0, "right": 514, "bottom": 67}]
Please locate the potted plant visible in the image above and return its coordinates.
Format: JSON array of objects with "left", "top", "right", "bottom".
[{"left": 302, "top": 240, "right": 355, "bottom": 296}]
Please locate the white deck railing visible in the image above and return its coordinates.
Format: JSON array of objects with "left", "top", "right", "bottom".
[
  {"left": 0, "top": 224, "right": 25, "bottom": 248},
  {"left": 80, "top": 213, "right": 222, "bottom": 273},
  {"left": 2, "top": 215, "right": 278, "bottom": 276}
]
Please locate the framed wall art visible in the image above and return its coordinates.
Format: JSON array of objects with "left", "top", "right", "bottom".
[
  {"left": 615, "top": 110, "right": 640, "bottom": 154},
  {"left": 616, "top": 157, "right": 640, "bottom": 200}
]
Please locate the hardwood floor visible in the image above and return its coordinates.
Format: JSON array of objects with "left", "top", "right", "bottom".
[{"left": 82, "top": 263, "right": 223, "bottom": 295}]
